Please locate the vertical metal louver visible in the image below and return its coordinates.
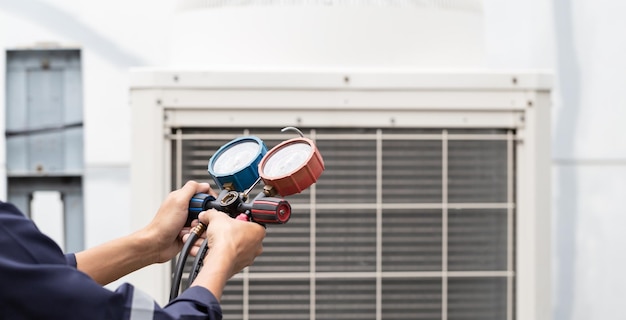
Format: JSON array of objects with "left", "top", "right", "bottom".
[{"left": 169, "top": 127, "right": 515, "bottom": 320}]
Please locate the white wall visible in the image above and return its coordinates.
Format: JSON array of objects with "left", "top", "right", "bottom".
[
  {"left": 168, "top": 4, "right": 484, "bottom": 68},
  {"left": 0, "top": 0, "right": 174, "bottom": 249},
  {"left": 2, "top": 0, "right": 625, "bottom": 318},
  {"left": 552, "top": 2, "right": 626, "bottom": 319},
  {"left": 485, "top": 0, "right": 626, "bottom": 319}
]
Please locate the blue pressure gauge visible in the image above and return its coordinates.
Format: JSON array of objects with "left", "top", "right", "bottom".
[{"left": 208, "top": 136, "right": 267, "bottom": 192}]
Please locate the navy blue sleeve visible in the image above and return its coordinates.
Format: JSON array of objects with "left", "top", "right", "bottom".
[
  {"left": 115, "top": 283, "right": 223, "bottom": 320},
  {"left": 161, "top": 286, "right": 223, "bottom": 319},
  {"left": 65, "top": 252, "right": 77, "bottom": 267},
  {"left": 0, "top": 201, "right": 222, "bottom": 320}
]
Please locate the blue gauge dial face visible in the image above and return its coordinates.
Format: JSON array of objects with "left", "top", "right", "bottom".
[
  {"left": 212, "top": 141, "right": 261, "bottom": 175},
  {"left": 262, "top": 142, "right": 312, "bottom": 177}
]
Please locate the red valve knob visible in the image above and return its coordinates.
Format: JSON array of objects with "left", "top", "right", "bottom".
[{"left": 251, "top": 198, "right": 291, "bottom": 224}]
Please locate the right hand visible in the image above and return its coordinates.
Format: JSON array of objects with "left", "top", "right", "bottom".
[{"left": 198, "top": 209, "right": 266, "bottom": 278}]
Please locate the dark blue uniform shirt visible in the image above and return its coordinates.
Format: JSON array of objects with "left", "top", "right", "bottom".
[{"left": 0, "top": 201, "right": 222, "bottom": 320}]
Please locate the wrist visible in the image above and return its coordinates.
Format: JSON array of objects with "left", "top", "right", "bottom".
[
  {"left": 131, "top": 230, "right": 160, "bottom": 265},
  {"left": 204, "top": 245, "right": 236, "bottom": 274},
  {"left": 190, "top": 245, "right": 237, "bottom": 301}
]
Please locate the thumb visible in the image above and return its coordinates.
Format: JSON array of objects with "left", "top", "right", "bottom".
[{"left": 198, "top": 209, "right": 225, "bottom": 225}]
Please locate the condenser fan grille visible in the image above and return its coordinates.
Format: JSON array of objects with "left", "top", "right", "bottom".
[{"left": 170, "top": 126, "right": 515, "bottom": 320}]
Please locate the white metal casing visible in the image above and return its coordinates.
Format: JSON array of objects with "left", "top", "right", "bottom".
[{"left": 128, "top": 69, "right": 552, "bottom": 319}]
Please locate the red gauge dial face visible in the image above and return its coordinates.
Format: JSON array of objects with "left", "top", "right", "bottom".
[
  {"left": 259, "top": 138, "right": 325, "bottom": 196},
  {"left": 261, "top": 142, "right": 312, "bottom": 178}
]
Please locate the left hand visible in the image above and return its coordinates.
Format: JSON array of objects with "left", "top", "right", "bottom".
[{"left": 141, "top": 181, "right": 217, "bottom": 264}]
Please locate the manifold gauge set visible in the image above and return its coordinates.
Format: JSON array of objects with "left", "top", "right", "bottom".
[{"left": 170, "top": 127, "right": 324, "bottom": 300}]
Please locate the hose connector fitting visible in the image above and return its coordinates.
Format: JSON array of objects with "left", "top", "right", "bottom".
[{"left": 190, "top": 222, "right": 207, "bottom": 237}]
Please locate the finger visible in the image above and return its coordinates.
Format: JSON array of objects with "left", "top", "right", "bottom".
[
  {"left": 180, "top": 229, "right": 190, "bottom": 240},
  {"left": 181, "top": 230, "right": 208, "bottom": 243},
  {"left": 193, "top": 237, "right": 205, "bottom": 247},
  {"left": 206, "top": 185, "right": 218, "bottom": 198},
  {"left": 198, "top": 209, "right": 225, "bottom": 225},
  {"left": 180, "top": 180, "right": 198, "bottom": 190},
  {"left": 196, "top": 182, "right": 214, "bottom": 196},
  {"left": 177, "top": 181, "right": 210, "bottom": 198},
  {"left": 184, "top": 235, "right": 208, "bottom": 257}
]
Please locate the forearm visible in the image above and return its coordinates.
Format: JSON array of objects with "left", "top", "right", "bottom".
[
  {"left": 75, "top": 231, "right": 156, "bottom": 285},
  {"left": 189, "top": 247, "right": 236, "bottom": 301}
]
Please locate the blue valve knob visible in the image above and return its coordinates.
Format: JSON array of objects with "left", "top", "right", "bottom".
[{"left": 187, "top": 193, "right": 216, "bottom": 226}]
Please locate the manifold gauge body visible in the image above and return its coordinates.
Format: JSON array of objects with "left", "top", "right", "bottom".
[
  {"left": 208, "top": 136, "right": 267, "bottom": 191},
  {"left": 259, "top": 137, "right": 325, "bottom": 196}
]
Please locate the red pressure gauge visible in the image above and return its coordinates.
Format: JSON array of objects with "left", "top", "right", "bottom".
[{"left": 258, "top": 137, "right": 325, "bottom": 197}]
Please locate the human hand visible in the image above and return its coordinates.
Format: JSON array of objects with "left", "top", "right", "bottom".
[
  {"left": 141, "top": 180, "right": 217, "bottom": 264},
  {"left": 198, "top": 209, "right": 266, "bottom": 279}
]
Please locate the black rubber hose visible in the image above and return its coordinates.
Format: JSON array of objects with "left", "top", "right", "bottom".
[
  {"left": 186, "top": 237, "right": 210, "bottom": 289},
  {"left": 170, "top": 223, "right": 206, "bottom": 301}
]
